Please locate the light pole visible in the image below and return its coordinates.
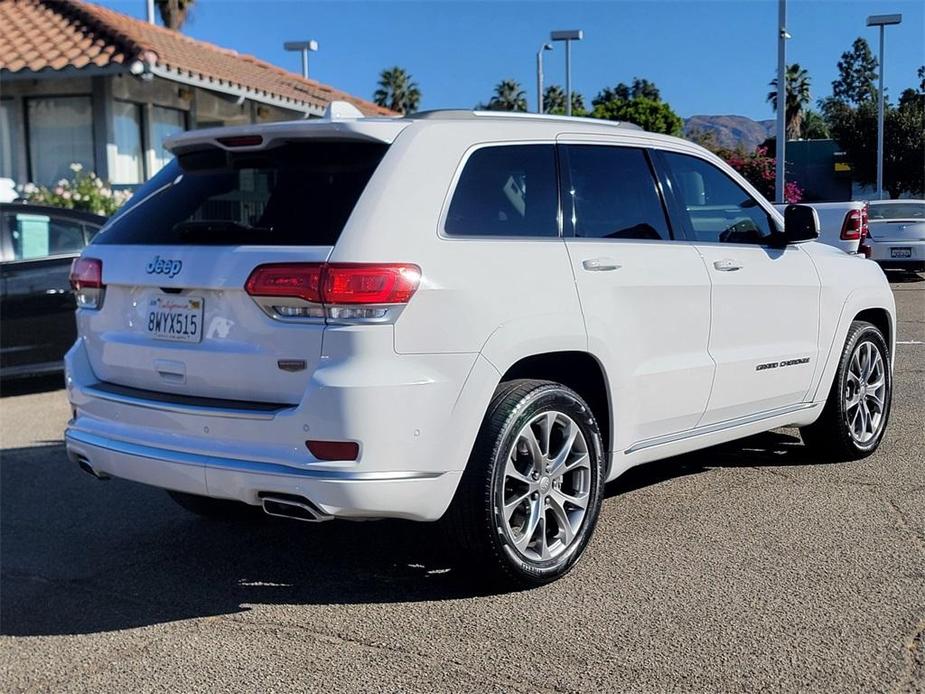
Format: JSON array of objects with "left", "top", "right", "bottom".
[
  {"left": 551, "top": 30, "right": 583, "bottom": 116},
  {"left": 866, "top": 13, "right": 902, "bottom": 200},
  {"left": 775, "top": 0, "right": 790, "bottom": 204},
  {"left": 536, "top": 43, "right": 552, "bottom": 113},
  {"left": 283, "top": 40, "right": 319, "bottom": 79}
]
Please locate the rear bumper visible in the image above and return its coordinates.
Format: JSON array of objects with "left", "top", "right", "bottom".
[
  {"left": 868, "top": 240, "right": 925, "bottom": 269},
  {"left": 64, "top": 333, "right": 491, "bottom": 521},
  {"left": 65, "top": 429, "right": 460, "bottom": 521}
]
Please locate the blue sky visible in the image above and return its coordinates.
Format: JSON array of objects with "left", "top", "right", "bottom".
[{"left": 99, "top": 0, "right": 924, "bottom": 120}]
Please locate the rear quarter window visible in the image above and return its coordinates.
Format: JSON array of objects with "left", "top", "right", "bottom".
[
  {"left": 93, "top": 141, "right": 388, "bottom": 246},
  {"left": 444, "top": 144, "right": 559, "bottom": 238}
]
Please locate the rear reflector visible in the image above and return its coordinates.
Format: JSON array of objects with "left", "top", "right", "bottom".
[
  {"left": 306, "top": 440, "right": 360, "bottom": 461},
  {"left": 69, "top": 257, "right": 104, "bottom": 309},
  {"left": 245, "top": 262, "right": 421, "bottom": 309}
]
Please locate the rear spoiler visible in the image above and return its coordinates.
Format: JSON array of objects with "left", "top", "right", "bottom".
[{"left": 165, "top": 102, "right": 408, "bottom": 155}]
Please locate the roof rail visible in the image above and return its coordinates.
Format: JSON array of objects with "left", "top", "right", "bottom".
[{"left": 407, "top": 109, "right": 643, "bottom": 130}]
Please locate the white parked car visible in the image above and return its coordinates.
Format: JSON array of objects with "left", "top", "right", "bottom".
[
  {"left": 866, "top": 199, "right": 925, "bottom": 274},
  {"left": 65, "top": 106, "right": 896, "bottom": 586}
]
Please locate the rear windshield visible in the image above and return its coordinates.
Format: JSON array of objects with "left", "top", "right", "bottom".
[
  {"left": 93, "top": 141, "right": 388, "bottom": 246},
  {"left": 869, "top": 202, "right": 925, "bottom": 220}
]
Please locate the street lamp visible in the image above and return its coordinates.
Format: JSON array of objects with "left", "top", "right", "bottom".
[
  {"left": 550, "top": 30, "right": 583, "bottom": 116},
  {"left": 866, "top": 13, "right": 902, "bottom": 200},
  {"left": 284, "top": 40, "right": 319, "bottom": 79},
  {"left": 536, "top": 43, "right": 552, "bottom": 114}
]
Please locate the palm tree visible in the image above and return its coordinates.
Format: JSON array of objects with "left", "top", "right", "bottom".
[
  {"left": 543, "top": 85, "right": 585, "bottom": 115},
  {"left": 482, "top": 80, "right": 527, "bottom": 112},
  {"left": 373, "top": 67, "right": 421, "bottom": 114},
  {"left": 768, "top": 63, "right": 812, "bottom": 139},
  {"left": 155, "top": 0, "right": 194, "bottom": 31}
]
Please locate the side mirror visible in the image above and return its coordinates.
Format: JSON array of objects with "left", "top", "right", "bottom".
[{"left": 783, "top": 204, "right": 820, "bottom": 243}]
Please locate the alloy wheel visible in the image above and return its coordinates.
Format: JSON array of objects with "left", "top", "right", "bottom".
[
  {"left": 844, "top": 340, "right": 887, "bottom": 444},
  {"left": 498, "top": 411, "right": 592, "bottom": 562}
]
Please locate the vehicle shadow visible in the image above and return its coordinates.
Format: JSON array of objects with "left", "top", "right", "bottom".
[
  {"left": 1, "top": 430, "right": 825, "bottom": 637},
  {"left": 0, "top": 374, "right": 66, "bottom": 398},
  {"left": 885, "top": 270, "right": 924, "bottom": 284}
]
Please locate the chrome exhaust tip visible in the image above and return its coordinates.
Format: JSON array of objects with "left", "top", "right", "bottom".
[
  {"left": 259, "top": 493, "right": 332, "bottom": 523},
  {"left": 76, "top": 456, "right": 110, "bottom": 480}
]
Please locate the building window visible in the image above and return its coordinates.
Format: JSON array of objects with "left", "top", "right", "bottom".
[
  {"left": 150, "top": 106, "right": 186, "bottom": 175},
  {"left": 0, "top": 99, "right": 13, "bottom": 179},
  {"left": 27, "top": 96, "right": 94, "bottom": 185},
  {"left": 112, "top": 101, "right": 144, "bottom": 184}
]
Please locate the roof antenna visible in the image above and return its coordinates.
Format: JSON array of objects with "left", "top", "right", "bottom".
[{"left": 146, "top": 0, "right": 155, "bottom": 24}]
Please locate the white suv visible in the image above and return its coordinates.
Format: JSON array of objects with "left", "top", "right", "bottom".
[{"left": 65, "top": 106, "right": 896, "bottom": 586}]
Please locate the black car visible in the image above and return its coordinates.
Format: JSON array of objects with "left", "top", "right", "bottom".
[{"left": 1, "top": 203, "right": 107, "bottom": 379}]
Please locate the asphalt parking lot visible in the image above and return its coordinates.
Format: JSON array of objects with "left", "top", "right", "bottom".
[{"left": 1, "top": 274, "right": 923, "bottom": 693}]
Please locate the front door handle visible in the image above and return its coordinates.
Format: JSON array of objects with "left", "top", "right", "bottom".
[
  {"left": 713, "top": 258, "right": 743, "bottom": 272},
  {"left": 582, "top": 257, "right": 621, "bottom": 272}
]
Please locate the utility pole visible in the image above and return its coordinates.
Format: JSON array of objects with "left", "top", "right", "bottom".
[
  {"left": 536, "top": 44, "right": 552, "bottom": 114},
  {"left": 775, "top": 0, "right": 789, "bottom": 203},
  {"left": 551, "top": 30, "right": 583, "bottom": 117},
  {"left": 867, "top": 13, "right": 903, "bottom": 200}
]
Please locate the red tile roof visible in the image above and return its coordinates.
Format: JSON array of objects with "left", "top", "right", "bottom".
[{"left": 0, "top": 0, "right": 396, "bottom": 117}]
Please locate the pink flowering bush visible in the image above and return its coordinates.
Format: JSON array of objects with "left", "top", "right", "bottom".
[
  {"left": 20, "top": 163, "right": 132, "bottom": 216},
  {"left": 717, "top": 147, "right": 803, "bottom": 204}
]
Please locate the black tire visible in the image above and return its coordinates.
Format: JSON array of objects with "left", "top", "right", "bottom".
[
  {"left": 800, "top": 320, "right": 892, "bottom": 461},
  {"left": 445, "top": 379, "right": 606, "bottom": 588},
  {"left": 167, "top": 490, "right": 264, "bottom": 521}
]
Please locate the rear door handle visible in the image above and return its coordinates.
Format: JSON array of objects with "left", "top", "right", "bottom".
[
  {"left": 582, "top": 257, "right": 621, "bottom": 272},
  {"left": 713, "top": 258, "right": 743, "bottom": 272}
]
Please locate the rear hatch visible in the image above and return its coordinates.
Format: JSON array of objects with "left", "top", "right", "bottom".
[{"left": 81, "top": 138, "right": 390, "bottom": 404}]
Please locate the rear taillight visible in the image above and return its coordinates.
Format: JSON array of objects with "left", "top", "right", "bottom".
[
  {"left": 841, "top": 205, "right": 870, "bottom": 241},
  {"left": 245, "top": 264, "right": 323, "bottom": 303},
  {"left": 245, "top": 262, "right": 421, "bottom": 322},
  {"left": 69, "top": 257, "right": 104, "bottom": 309}
]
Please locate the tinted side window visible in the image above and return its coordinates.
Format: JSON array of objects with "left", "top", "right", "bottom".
[
  {"left": 564, "top": 145, "right": 670, "bottom": 240},
  {"left": 662, "top": 152, "right": 774, "bottom": 244},
  {"left": 5, "top": 213, "right": 85, "bottom": 260},
  {"left": 445, "top": 145, "right": 558, "bottom": 238}
]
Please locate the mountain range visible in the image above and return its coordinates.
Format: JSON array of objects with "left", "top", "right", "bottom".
[{"left": 683, "top": 115, "right": 775, "bottom": 152}]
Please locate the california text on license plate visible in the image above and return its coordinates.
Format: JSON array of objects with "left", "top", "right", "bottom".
[
  {"left": 891, "top": 247, "right": 912, "bottom": 258},
  {"left": 146, "top": 296, "right": 204, "bottom": 343}
]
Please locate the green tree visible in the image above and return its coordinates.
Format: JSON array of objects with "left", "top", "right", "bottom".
[
  {"left": 590, "top": 80, "right": 683, "bottom": 136},
  {"left": 373, "top": 67, "right": 421, "bottom": 114},
  {"left": 826, "top": 98, "right": 924, "bottom": 198},
  {"left": 155, "top": 0, "right": 194, "bottom": 30},
  {"left": 542, "top": 85, "right": 586, "bottom": 115},
  {"left": 480, "top": 79, "right": 528, "bottom": 112},
  {"left": 767, "top": 63, "right": 812, "bottom": 139},
  {"left": 832, "top": 37, "right": 879, "bottom": 105},
  {"left": 800, "top": 110, "right": 830, "bottom": 139}
]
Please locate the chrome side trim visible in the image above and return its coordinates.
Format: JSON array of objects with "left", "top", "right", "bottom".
[
  {"left": 623, "top": 402, "right": 818, "bottom": 455},
  {"left": 65, "top": 429, "right": 443, "bottom": 481},
  {"left": 84, "top": 383, "right": 290, "bottom": 421}
]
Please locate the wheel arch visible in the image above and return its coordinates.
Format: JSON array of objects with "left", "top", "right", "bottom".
[
  {"left": 853, "top": 307, "right": 893, "bottom": 356},
  {"left": 811, "top": 287, "right": 896, "bottom": 403},
  {"left": 497, "top": 351, "right": 612, "bottom": 472}
]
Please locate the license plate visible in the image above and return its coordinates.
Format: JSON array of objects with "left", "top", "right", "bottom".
[
  {"left": 146, "top": 296, "right": 203, "bottom": 343},
  {"left": 891, "top": 247, "right": 912, "bottom": 258}
]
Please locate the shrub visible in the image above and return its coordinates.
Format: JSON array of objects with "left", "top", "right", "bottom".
[{"left": 19, "top": 163, "right": 132, "bottom": 217}]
